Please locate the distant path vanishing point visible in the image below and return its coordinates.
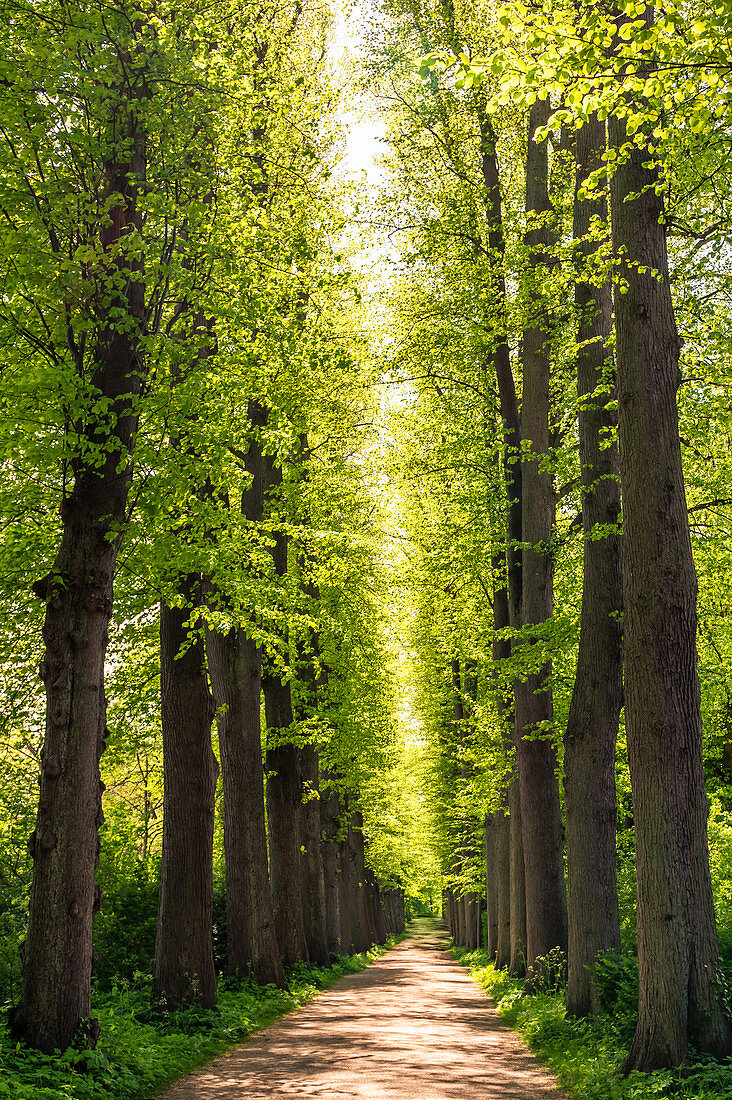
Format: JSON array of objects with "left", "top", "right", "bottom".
[{"left": 156, "top": 917, "right": 568, "bottom": 1100}]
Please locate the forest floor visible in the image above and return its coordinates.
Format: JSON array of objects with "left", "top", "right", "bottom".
[{"left": 154, "top": 917, "right": 567, "bottom": 1100}]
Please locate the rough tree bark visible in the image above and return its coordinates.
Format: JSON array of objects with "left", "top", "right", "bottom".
[
  {"left": 154, "top": 591, "right": 218, "bottom": 1008},
  {"left": 320, "top": 770, "right": 344, "bottom": 955},
  {"left": 299, "top": 745, "right": 329, "bottom": 965},
  {"left": 205, "top": 401, "right": 284, "bottom": 987},
  {"left": 610, "top": 102, "right": 732, "bottom": 1069},
  {"left": 12, "top": 72, "right": 147, "bottom": 1054},
  {"left": 351, "top": 810, "right": 377, "bottom": 948},
  {"left": 338, "top": 798, "right": 367, "bottom": 952},
  {"left": 564, "top": 112, "right": 622, "bottom": 1017},
  {"left": 494, "top": 802, "right": 511, "bottom": 969},
  {"left": 263, "top": 454, "right": 310, "bottom": 968},
  {"left": 292, "top": 503, "right": 330, "bottom": 966},
  {"left": 490, "top": 573, "right": 516, "bottom": 971},
  {"left": 266, "top": 737, "right": 309, "bottom": 967},
  {"left": 484, "top": 813, "right": 499, "bottom": 959},
  {"left": 515, "top": 97, "right": 568, "bottom": 976}
]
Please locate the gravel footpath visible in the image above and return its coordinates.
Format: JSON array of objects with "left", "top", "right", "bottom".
[{"left": 155, "top": 917, "right": 568, "bottom": 1100}]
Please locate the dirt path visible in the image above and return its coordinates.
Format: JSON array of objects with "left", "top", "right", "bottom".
[{"left": 155, "top": 917, "right": 568, "bottom": 1099}]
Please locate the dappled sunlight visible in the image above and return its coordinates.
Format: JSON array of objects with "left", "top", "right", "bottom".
[{"left": 158, "top": 920, "right": 565, "bottom": 1100}]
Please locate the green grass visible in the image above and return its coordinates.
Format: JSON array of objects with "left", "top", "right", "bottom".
[
  {"left": 454, "top": 947, "right": 732, "bottom": 1100},
  {"left": 0, "top": 939, "right": 402, "bottom": 1100}
]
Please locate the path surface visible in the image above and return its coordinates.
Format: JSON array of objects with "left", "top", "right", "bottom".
[{"left": 156, "top": 918, "right": 567, "bottom": 1100}]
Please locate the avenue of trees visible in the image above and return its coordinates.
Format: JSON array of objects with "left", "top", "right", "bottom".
[
  {"left": 369, "top": 0, "right": 732, "bottom": 1078},
  {"left": 1, "top": 0, "right": 732, "bottom": 1095},
  {"left": 0, "top": 0, "right": 417, "bottom": 1061}
]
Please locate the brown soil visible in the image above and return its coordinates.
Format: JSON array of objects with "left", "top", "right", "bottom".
[{"left": 155, "top": 917, "right": 568, "bottom": 1099}]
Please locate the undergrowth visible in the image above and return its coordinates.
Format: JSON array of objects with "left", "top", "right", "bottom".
[
  {"left": 0, "top": 939, "right": 401, "bottom": 1099},
  {"left": 455, "top": 947, "right": 732, "bottom": 1100}
]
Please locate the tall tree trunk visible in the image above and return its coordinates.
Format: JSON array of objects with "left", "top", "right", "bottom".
[
  {"left": 466, "top": 894, "right": 479, "bottom": 949},
  {"left": 263, "top": 455, "right": 310, "bottom": 968},
  {"left": 292, "top": 502, "right": 330, "bottom": 967},
  {"left": 13, "top": 85, "right": 147, "bottom": 1054},
  {"left": 351, "top": 810, "right": 377, "bottom": 947},
  {"left": 508, "top": 773, "right": 526, "bottom": 976},
  {"left": 610, "top": 100, "right": 731, "bottom": 1068},
  {"left": 339, "top": 799, "right": 367, "bottom": 952},
  {"left": 154, "top": 592, "right": 218, "bottom": 1008},
  {"left": 516, "top": 97, "right": 568, "bottom": 977},
  {"left": 494, "top": 803, "right": 511, "bottom": 969},
  {"left": 491, "top": 574, "right": 519, "bottom": 972},
  {"left": 205, "top": 401, "right": 284, "bottom": 988},
  {"left": 266, "top": 740, "right": 309, "bottom": 966},
  {"left": 320, "top": 772, "right": 343, "bottom": 955},
  {"left": 484, "top": 813, "right": 498, "bottom": 959},
  {"left": 564, "top": 112, "right": 622, "bottom": 1017},
  {"left": 300, "top": 745, "right": 329, "bottom": 965}
]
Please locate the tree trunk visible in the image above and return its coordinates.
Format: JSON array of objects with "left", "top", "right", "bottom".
[
  {"left": 484, "top": 813, "right": 499, "bottom": 959},
  {"left": 292, "top": 439, "right": 329, "bottom": 966},
  {"left": 610, "top": 103, "right": 731, "bottom": 1068},
  {"left": 320, "top": 772, "right": 343, "bottom": 955},
  {"left": 491, "top": 576, "right": 519, "bottom": 972},
  {"left": 516, "top": 97, "right": 568, "bottom": 977},
  {"left": 154, "top": 594, "right": 218, "bottom": 1008},
  {"left": 263, "top": 453, "right": 310, "bottom": 968},
  {"left": 266, "top": 742, "right": 309, "bottom": 967},
  {"left": 205, "top": 401, "right": 284, "bottom": 988},
  {"left": 508, "top": 773, "right": 527, "bottom": 977},
  {"left": 12, "top": 88, "right": 147, "bottom": 1054},
  {"left": 494, "top": 803, "right": 511, "bottom": 969},
  {"left": 351, "top": 810, "right": 377, "bottom": 947},
  {"left": 457, "top": 894, "right": 467, "bottom": 947},
  {"left": 300, "top": 745, "right": 329, "bottom": 965},
  {"left": 564, "top": 112, "right": 622, "bottom": 1017},
  {"left": 466, "top": 893, "right": 479, "bottom": 949},
  {"left": 339, "top": 801, "right": 367, "bottom": 952}
]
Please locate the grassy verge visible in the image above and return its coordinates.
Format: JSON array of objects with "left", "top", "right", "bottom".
[
  {"left": 454, "top": 947, "right": 732, "bottom": 1100},
  {"left": 0, "top": 936, "right": 404, "bottom": 1100}
]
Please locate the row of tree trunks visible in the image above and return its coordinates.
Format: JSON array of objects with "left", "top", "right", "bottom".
[
  {"left": 609, "top": 45, "right": 731, "bottom": 1063},
  {"left": 159, "top": 599, "right": 402, "bottom": 1000},
  {"left": 443, "top": 888, "right": 481, "bottom": 949},
  {"left": 205, "top": 401, "right": 285, "bottom": 988},
  {"left": 476, "top": 79, "right": 730, "bottom": 1073}
]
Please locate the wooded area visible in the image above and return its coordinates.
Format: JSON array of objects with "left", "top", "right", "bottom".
[{"left": 1, "top": 1, "right": 732, "bottom": 1098}]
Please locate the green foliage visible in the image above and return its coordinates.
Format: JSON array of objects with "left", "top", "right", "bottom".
[
  {"left": 708, "top": 805, "right": 732, "bottom": 973},
  {"left": 92, "top": 856, "right": 159, "bottom": 992}
]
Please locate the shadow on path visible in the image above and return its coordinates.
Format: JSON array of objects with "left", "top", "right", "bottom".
[{"left": 156, "top": 917, "right": 568, "bottom": 1100}]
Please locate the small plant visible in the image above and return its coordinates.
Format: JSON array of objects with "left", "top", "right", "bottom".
[{"left": 525, "top": 947, "right": 567, "bottom": 995}]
